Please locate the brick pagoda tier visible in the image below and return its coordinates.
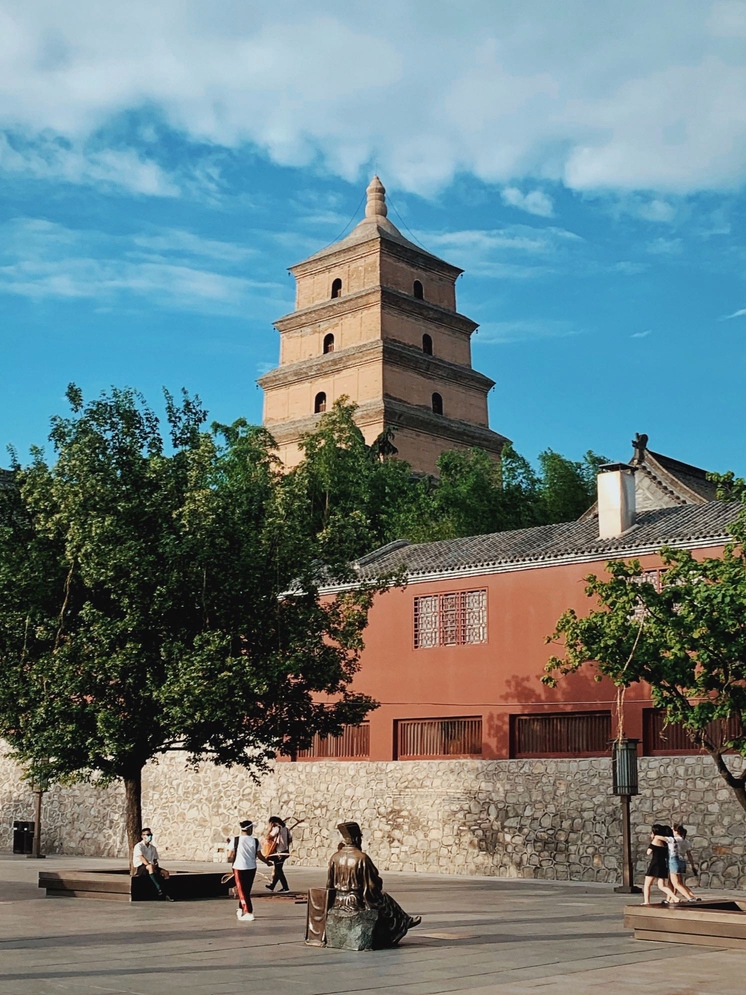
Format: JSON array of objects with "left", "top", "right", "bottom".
[{"left": 258, "top": 176, "right": 509, "bottom": 474}]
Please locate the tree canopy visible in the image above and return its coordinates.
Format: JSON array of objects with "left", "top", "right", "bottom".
[
  {"left": 284, "top": 398, "right": 607, "bottom": 553},
  {"left": 544, "top": 481, "right": 746, "bottom": 813},
  {"left": 0, "top": 390, "right": 608, "bottom": 853},
  {"left": 0, "top": 386, "right": 378, "bottom": 852}
]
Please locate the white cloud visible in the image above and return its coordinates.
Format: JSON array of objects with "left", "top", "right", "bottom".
[
  {"left": 500, "top": 187, "right": 554, "bottom": 217},
  {"left": 0, "top": 2, "right": 745, "bottom": 196},
  {"left": 421, "top": 223, "right": 582, "bottom": 278},
  {"left": 646, "top": 237, "right": 683, "bottom": 255},
  {"left": 722, "top": 307, "right": 746, "bottom": 320},
  {"left": 0, "top": 217, "right": 288, "bottom": 316},
  {"left": 0, "top": 133, "right": 180, "bottom": 196},
  {"left": 475, "top": 320, "right": 582, "bottom": 344},
  {"left": 611, "top": 260, "right": 648, "bottom": 275},
  {"left": 605, "top": 196, "right": 679, "bottom": 223},
  {"left": 631, "top": 329, "right": 652, "bottom": 338},
  {"left": 131, "top": 229, "right": 256, "bottom": 264}
]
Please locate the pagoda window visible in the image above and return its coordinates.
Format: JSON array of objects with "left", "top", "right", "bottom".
[
  {"left": 331, "top": 278, "right": 342, "bottom": 299},
  {"left": 323, "top": 333, "right": 335, "bottom": 354},
  {"left": 431, "top": 392, "right": 443, "bottom": 415},
  {"left": 314, "top": 392, "right": 327, "bottom": 414},
  {"left": 413, "top": 280, "right": 424, "bottom": 299},
  {"left": 422, "top": 333, "right": 433, "bottom": 355}
]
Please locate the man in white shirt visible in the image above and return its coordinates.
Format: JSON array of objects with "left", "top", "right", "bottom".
[{"left": 132, "top": 827, "right": 174, "bottom": 901}]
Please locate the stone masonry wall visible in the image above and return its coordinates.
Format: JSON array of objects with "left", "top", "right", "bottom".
[{"left": 1, "top": 746, "right": 744, "bottom": 890}]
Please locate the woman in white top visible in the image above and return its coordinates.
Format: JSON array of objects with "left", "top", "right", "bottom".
[
  {"left": 670, "top": 824, "right": 699, "bottom": 901},
  {"left": 229, "top": 820, "right": 268, "bottom": 921}
]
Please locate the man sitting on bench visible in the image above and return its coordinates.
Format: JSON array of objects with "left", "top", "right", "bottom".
[{"left": 133, "top": 827, "right": 174, "bottom": 901}]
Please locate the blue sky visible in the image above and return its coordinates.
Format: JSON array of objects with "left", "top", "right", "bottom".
[{"left": 1, "top": 1, "right": 746, "bottom": 475}]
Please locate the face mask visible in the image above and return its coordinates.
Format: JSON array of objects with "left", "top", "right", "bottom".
[{"left": 145, "top": 835, "right": 153, "bottom": 842}]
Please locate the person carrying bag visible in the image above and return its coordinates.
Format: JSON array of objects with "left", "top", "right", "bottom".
[{"left": 264, "top": 815, "right": 296, "bottom": 893}]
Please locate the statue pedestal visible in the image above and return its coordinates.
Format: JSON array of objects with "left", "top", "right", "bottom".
[{"left": 325, "top": 908, "right": 379, "bottom": 951}]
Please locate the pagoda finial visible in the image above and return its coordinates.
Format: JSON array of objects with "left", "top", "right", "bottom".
[{"left": 365, "top": 175, "right": 387, "bottom": 219}]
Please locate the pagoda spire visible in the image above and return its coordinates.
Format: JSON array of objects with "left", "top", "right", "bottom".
[{"left": 365, "top": 175, "right": 388, "bottom": 219}]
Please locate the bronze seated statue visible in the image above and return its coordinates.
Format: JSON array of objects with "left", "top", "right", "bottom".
[{"left": 309, "top": 821, "right": 421, "bottom": 950}]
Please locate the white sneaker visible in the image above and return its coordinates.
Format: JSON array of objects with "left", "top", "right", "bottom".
[
  {"left": 239, "top": 912, "right": 255, "bottom": 921},
  {"left": 235, "top": 909, "right": 243, "bottom": 920}
]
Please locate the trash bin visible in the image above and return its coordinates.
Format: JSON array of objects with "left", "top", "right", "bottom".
[{"left": 12, "top": 821, "right": 34, "bottom": 854}]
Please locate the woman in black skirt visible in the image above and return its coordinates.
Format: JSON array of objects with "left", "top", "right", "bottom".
[{"left": 642, "top": 823, "right": 681, "bottom": 905}]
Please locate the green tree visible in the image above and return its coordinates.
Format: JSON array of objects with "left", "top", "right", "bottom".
[
  {"left": 432, "top": 445, "right": 607, "bottom": 538},
  {"left": 544, "top": 487, "right": 746, "bottom": 813},
  {"left": 431, "top": 444, "right": 542, "bottom": 538},
  {"left": 287, "top": 399, "right": 433, "bottom": 557},
  {"left": 536, "top": 448, "right": 607, "bottom": 523},
  {"left": 0, "top": 387, "right": 377, "bottom": 855},
  {"left": 289, "top": 399, "right": 608, "bottom": 556}
]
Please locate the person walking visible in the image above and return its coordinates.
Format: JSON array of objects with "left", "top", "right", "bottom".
[
  {"left": 264, "top": 816, "right": 292, "bottom": 894},
  {"left": 670, "top": 824, "right": 700, "bottom": 901},
  {"left": 229, "top": 819, "right": 266, "bottom": 921},
  {"left": 642, "top": 824, "right": 681, "bottom": 906}
]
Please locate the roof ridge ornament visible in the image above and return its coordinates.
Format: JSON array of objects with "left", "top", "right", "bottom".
[
  {"left": 631, "top": 432, "right": 648, "bottom": 464},
  {"left": 365, "top": 175, "right": 388, "bottom": 219}
]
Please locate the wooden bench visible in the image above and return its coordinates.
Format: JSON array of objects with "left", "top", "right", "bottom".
[
  {"left": 39, "top": 869, "right": 232, "bottom": 902},
  {"left": 624, "top": 900, "right": 746, "bottom": 949}
]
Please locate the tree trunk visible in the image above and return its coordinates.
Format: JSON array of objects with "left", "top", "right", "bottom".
[
  {"left": 708, "top": 749, "right": 746, "bottom": 814},
  {"left": 124, "top": 770, "right": 143, "bottom": 865}
]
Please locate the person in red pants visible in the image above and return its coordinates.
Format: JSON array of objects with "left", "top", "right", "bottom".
[{"left": 229, "top": 820, "right": 268, "bottom": 921}]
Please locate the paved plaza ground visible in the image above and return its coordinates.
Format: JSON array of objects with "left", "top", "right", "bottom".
[{"left": 1, "top": 855, "right": 745, "bottom": 995}]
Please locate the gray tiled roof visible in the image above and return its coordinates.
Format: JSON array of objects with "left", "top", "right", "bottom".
[
  {"left": 350, "top": 501, "right": 739, "bottom": 581},
  {"left": 296, "top": 214, "right": 457, "bottom": 272},
  {"left": 649, "top": 451, "right": 719, "bottom": 502}
]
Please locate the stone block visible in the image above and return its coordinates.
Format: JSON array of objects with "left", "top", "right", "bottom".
[{"left": 325, "top": 908, "right": 379, "bottom": 951}]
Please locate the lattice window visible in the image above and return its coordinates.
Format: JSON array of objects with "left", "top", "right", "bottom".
[
  {"left": 630, "top": 568, "right": 668, "bottom": 619},
  {"left": 296, "top": 723, "right": 370, "bottom": 759},
  {"left": 413, "top": 589, "right": 487, "bottom": 649},
  {"left": 396, "top": 717, "right": 482, "bottom": 759},
  {"left": 511, "top": 711, "right": 612, "bottom": 758}
]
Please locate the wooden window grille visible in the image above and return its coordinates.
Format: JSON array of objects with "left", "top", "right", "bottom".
[
  {"left": 630, "top": 568, "right": 669, "bottom": 619},
  {"left": 314, "top": 392, "right": 327, "bottom": 414},
  {"left": 511, "top": 711, "right": 611, "bottom": 758},
  {"left": 643, "top": 709, "right": 743, "bottom": 756},
  {"left": 296, "top": 723, "right": 370, "bottom": 759},
  {"left": 413, "top": 589, "right": 487, "bottom": 649},
  {"left": 396, "top": 717, "right": 482, "bottom": 759}
]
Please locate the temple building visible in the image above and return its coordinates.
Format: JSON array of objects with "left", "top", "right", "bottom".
[
  {"left": 258, "top": 177, "right": 509, "bottom": 474},
  {"left": 307, "top": 455, "right": 734, "bottom": 763}
]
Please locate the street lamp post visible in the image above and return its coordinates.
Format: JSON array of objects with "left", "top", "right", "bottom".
[{"left": 612, "top": 738, "right": 641, "bottom": 894}]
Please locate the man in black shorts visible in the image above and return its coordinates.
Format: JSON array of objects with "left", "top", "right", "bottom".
[{"left": 132, "top": 827, "right": 174, "bottom": 900}]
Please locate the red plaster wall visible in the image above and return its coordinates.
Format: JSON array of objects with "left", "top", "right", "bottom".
[{"left": 339, "top": 545, "right": 726, "bottom": 761}]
